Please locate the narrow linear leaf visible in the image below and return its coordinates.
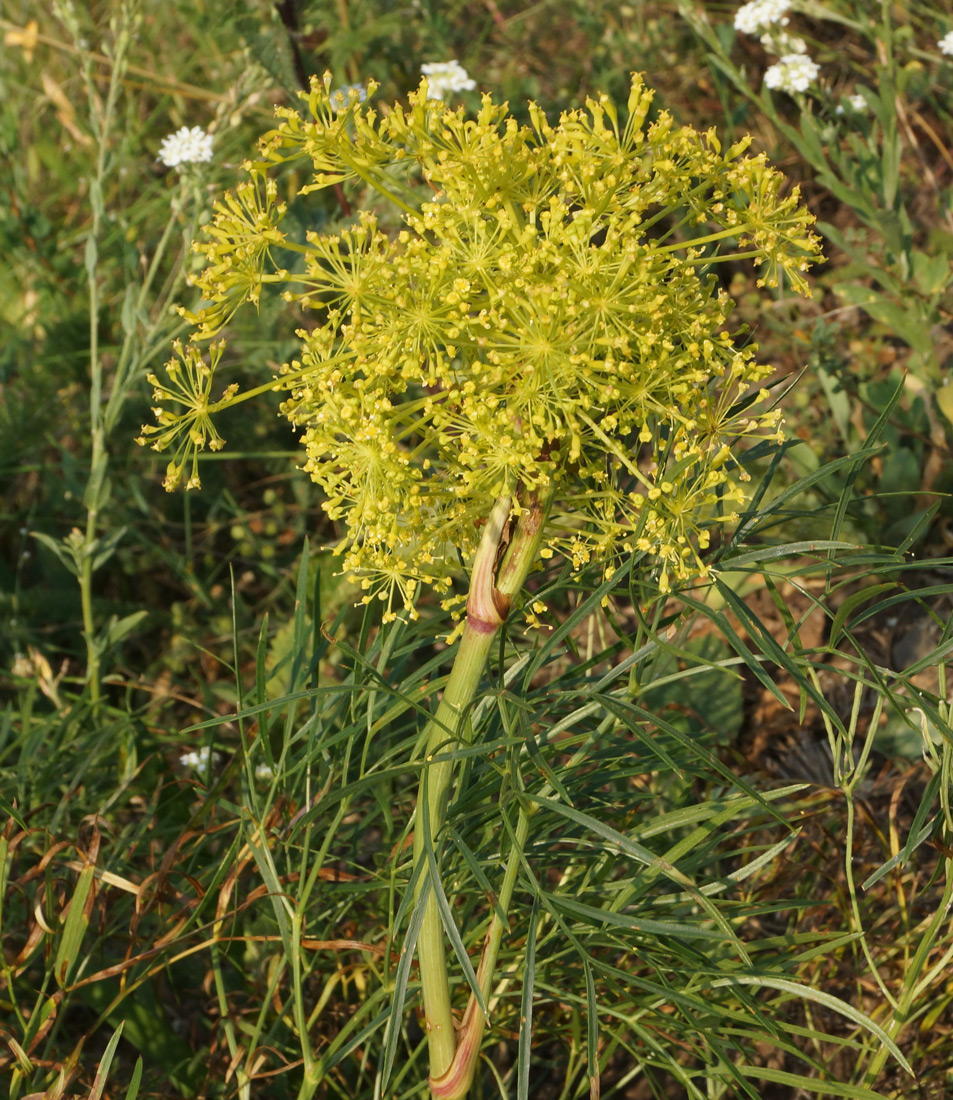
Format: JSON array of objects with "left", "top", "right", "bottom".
[
  {"left": 517, "top": 896, "right": 539, "bottom": 1100},
  {"left": 552, "top": 895, "right": 725, "bottom": 940},
  {"left": 381, "top": 883, "right": 428, "bottom": 1093},
  {"left": 243, "top": 812, "right": 294, "bottom": 953},
  {"left": 423, "top": 840, "right": 486, "bottom": 1015},
  {"left": 122, "top": 1056, "right": 143, "bottom": 1100},
  {"left": 89, "top": 1022, "right": 125, "bottom": 1100},
  {"left": 584, "top": 959, "right": 599, "bottom": 1100},
  {"left": 734, "top": 1064, "right": 892, "bottom": 1099},
  {"left": 707, "top": 976, "right": 912, "bottom": 1075},
  {"left": 55, "top": 862, "right": 95, "bottom": 987}
]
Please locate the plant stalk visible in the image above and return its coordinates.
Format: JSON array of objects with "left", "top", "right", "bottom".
[{"left": 412, "top": 486, "right": 550, "bottom": 1096}]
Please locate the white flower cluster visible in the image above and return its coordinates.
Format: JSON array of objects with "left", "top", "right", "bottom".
[
  {"left": 180, "top": 746, "right": 215, "bottom": 771},
  {"left": 764, "top": 53, "right": 820, "bottom": 94},
  {"left": 158, "top": 125, "right": 214, "bottom": 168},
  {"left": 940, "top": 31, "right": 953, "bottom": 56},
  {"left": 420, "top": 60, "right": 476, "bottom": 100},
  {"left": 836, "top": 93, "right": 867, "bottom": 115},
  {"left": 734, "top": 0, "right": 791, "bottom": 35}
]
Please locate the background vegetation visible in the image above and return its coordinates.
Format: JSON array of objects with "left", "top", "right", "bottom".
[{"left": 2, "top": 1, "right": 952, "bottom": 1097}]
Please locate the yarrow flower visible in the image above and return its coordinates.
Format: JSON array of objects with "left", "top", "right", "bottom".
[
  {"left": 420, "top": 60, "right": 476, "bottom": 100},
  {"left": 734, "top": 0, "right": 791, "bottom": 35},
  {"left": 764, "top": 53, "right": 820, "bottom": 94},
  {"left": 329, "top": 83, "right": 368, "bottom": 112},
  {"left": 939, "top": 31, "right": 953, "bottom": 56},
  {"left": 158, "top": 125, "right": 214, "bottom": 168},
  {"left": 147, "top": 72, "right": 820, "bottom": 615}
]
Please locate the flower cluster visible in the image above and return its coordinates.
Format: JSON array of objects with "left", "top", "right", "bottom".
[
  {"left": 836, "top": 93, "right": 867, "bottom": 115},
  {"left": 940, "top": 31, "right": 953, "bottom": 56},
  {"left": 420, "top": 60, "right": 476, "bottom": 100},
  {"left": 180, "top": 746, "right": 216, "bottom": 772},
  {"left": 764, "top": 53, "right": 820, "bottom": 94},
  {"left": 158, "top": 125, "right": 214, "bottom": 168},
  {"left": 137, "top": 339, "right": 237, "bottom": 490},
  {"left": 146, "top": 73, "right": 819, "bottom": 617},
  {"left": 734, "top": 0, "right": 790, "bottom": 35}
]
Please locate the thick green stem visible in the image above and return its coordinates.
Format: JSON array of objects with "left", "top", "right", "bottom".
[
  {"left": 428, "top": 805, "right": 532, "bottom": 1100},
  {"left": 412, "top": 487, "right": 549, "bottom": 1094}
]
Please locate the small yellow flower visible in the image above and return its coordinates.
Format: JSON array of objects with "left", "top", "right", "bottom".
[{"left": 136, "top": 340, "right": 233, "bottom": 491}]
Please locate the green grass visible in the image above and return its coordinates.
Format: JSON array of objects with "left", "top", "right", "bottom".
[{"left": 3, "top": 1, "right": 953, "bottom": 1097}]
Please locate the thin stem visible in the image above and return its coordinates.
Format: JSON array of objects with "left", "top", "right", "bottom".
[
  {"left": 79, "top": 10, "right": 135, "bottom": 707},
  {"left": 292, "top": 912, "right": 319, "bottom": 1094}
]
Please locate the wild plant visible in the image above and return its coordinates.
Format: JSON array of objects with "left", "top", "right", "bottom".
[
  {"left": 19, "top": 0, "right": 223, "bottom": 710},
  {"left": 135, "top": 70, "right": 929, "bottom": 1099}
]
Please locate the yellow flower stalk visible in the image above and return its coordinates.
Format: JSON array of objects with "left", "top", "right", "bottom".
[{"left": 142, "top": 71, "right": 820, "bottom": 1096}]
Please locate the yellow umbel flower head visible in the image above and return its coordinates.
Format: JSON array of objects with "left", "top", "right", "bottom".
[{"left": 145, "top": 73, "right": 820, "bottom": 618}]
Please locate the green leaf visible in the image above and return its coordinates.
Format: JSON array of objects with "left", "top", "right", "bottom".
[
  {"left": 830, "top": 583, "right": 899, "bottom": 647},
  {"left": 91, "top": 525, "right": 128, "bottom": 571},
  {"left": 120, "top": 282, "right": 138, "bottom": 335},
  {"left": 55, "top": 860, "right": 95, "bottom": 986},
  {"left": 122, "top": 1057, "right": 143, "bottom": 1100},
  {"left": 517, "top": 896, "right": 538, "bottom": 1100},
  {"left": 30, "top": 530, "right": 80, "bottom": 577},
  {"left": 706, "top": 975, "right": 913, "bottom": 1076},
  {"left": 89, "top": 1022, "right": 125, "bottom": 1100},
  {"left": 733, "top": 1064, "right": 891, "bottom": 1099},
  {"left": 21, "top": 993, "right": 57, "bottom": 1049},
  {"left": 381, "top": 883, "right": 428, "bottom": 1094},
  {"left": 911, "top": 249, "right": 951, "bottom": 296},
  {"left": 89, "top": 177, "right": 104, "bottom": 219},
  {"left": 243, "top": 810, "right": 293, "bottom": 954},
  {"left": 584, "top": 959, "right": 599, "bottom": 1099},
  {"left": 84, "top": 234, "right": 98, "bottom": 278},
  {"left": 551, "top": 894, "right": 725, "bottom": 940},
  {"left": 104, "top": 610, "right": 148, "bottom": 648}
]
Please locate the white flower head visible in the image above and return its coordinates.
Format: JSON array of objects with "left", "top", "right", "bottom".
[
  {"left": 420, "top": 60, "right": 476, "bottom": 101},
  {"left": 180, "top": 746, "right": 214, "bottom": 771},
  {"left": 735, "top": 0, "right": 791, "bottom": 35},
  {"left": 764, "top": 53, "right": 820, "bottom": 94},
  {"left": 158, "top": 125, "right": 214, "bottom": 168},
  {"left": 254, "top": 761, "right": 276, "bottom": 782},
  {"left": 940, "top": 31, "right": 953, "bottom": 56},
  {"left": 329, "top": 83, "right": 368, "bottom": 112},
  {"left": 835, "top": 92, "right": 867, "bottom": 115}
]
